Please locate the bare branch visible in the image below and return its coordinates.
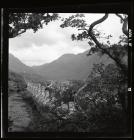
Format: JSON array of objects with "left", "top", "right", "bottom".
[
  {"left": 85, "top": 13, "right": 127, "bottom": 75},
  {"left": 10, "top": 29, "right": 26, "bottom": 38},
  {"left": 116, "top": 14, "right": 124, "bottom": 21},
  {"left": 88, "top": 14, "right": 109, "bottom": 33},
  {"left": 89, "top": 33, "right": 127, "bottom": 75}
]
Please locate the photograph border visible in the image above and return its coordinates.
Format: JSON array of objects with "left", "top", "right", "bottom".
[{"left": 1, "top": 0, "right": 133, "bottom": 138}]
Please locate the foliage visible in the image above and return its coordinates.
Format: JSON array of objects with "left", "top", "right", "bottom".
[
  {"left": 73, "top": 62, "right": 128, "bottom": 132},
  {"left": 60, "top": 13, "right": 128, "bottom": 78},
  {"left": 60, "top": 14, "right": 128, "bottom": 123},
  {"left": 9, "top": 71, "right": 27, "bottom": 91},
  {"left": 24, "top": 72, "right": 128, "bottom": 132},
  {"left": 9, "top": 13, "right": 58, "bottom": 38},
  {"left": 60, "top": 13, "right": 87, "bottom": 29},
  {"left": 8, "top": 13, "right": 129, "bottom": 133},
  {"left": 8, "top": 65, "right": 128, "bottom": 132}
]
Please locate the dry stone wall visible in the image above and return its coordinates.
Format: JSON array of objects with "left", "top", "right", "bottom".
[
  {"left": 27, "top": 82, "right": 50, "bottom": 106},
  {"left": 27, "top": 81, "right": 75, "bottom": 114}
]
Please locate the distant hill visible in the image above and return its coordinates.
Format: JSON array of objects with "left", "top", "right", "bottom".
[
  {"left": 32, "top": 51, "right": 113, "bottom": 80},
  {"left": 9, "top": 51, "right": 113, "bottom": 81},
  {"left": 9, "top": 53, "right": 32, "bottom": 73},
  {"left": 9, "top": 54, "right": 47, "bottom": 82}
]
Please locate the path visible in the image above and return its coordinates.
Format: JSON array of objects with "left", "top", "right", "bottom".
[{"left": 8, "top": 92, "right": 32, "bottom": 132}]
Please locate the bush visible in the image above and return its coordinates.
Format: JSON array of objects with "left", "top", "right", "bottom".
[{"left": 72, "top": 63, "right": 128, "bottom": 133}]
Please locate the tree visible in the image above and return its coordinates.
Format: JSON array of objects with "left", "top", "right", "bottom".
[
  {"left": 60, "top": 13, "right": 128, "bottom": 113},
  {"left": 8, "top": 13, "right": 129, "bottom": 132},
  {"left": 60, "top": 13, "right": 128, "bottom": 77},
  {"left": 9, "top": 13, "right": 58, "bottom": 38},
  {"left": 72, "top": 63, "right": 128, "bottom": 132}
]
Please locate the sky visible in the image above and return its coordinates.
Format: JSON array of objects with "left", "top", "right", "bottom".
[{"left": 9, "top": 13, "right": 124, "bottom": 66}]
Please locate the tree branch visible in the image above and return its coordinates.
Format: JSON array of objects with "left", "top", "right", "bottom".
[
  {"left": 122, "top": 17, "right": 128, "bottom": 36},
  {"left": 16, "top": 29, "right": 26, "bottom": 37},
  {"left": 116, "top": 14, "right": 128, "bottom": 36},
  {"left": 86, "top": 13, "right": 127, "bottom": 76},
  {"left": 116, "top": 14, "right": 124, "bottom": 21},
  {"left": 9, "top": 29, "right": 26, "bottom": 38},
  {"left": 89, "top": 14, "right": 109, "bottom": 33},
  {"left": 89, "top": 33, "right": 127, "bottom": 76}
]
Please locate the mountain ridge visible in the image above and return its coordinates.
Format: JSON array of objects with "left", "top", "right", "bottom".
[
  {"left": 31, "top": 51, "right": 112, "bottom": 80},
  {"left": 9, "top": 53, "right": 32, "bottom": 73},
  {"left": 9, "top": 51, "right": 112, "bottom": 81}
]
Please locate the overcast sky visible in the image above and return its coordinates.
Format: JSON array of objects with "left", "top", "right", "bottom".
[{"left": 9, "top": 13, "right": 124, "bottom": 66}]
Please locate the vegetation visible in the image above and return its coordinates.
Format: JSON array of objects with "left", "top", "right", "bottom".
[
  {"left": 8, "top": 71, "right": 27, "bottom": 93},
  {"left": 60, "top": 13, "right": 128, "bottom": 114},
  {"left": 22, "top": 70, "right": 127, "bottom": 133},
  {"left": 60, "top": 13, "right": 128, "bottom": 76},
  {"left": 8, "top": 13, "right": 130, "bottom": 134},
  {"left": 9, "top": 13, "right": 58, "bottom": 38}
]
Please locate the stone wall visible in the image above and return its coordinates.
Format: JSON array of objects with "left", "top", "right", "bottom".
[
  {"left": 27, "top": 82, "right": 50, "bottom": 105},
  {"left": 27, "top": 81, "right": 75, "bottom": 114}
]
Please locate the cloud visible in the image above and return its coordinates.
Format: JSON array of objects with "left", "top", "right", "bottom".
[
  {"left": 11, "top": 44, "right": 60, "bottom": 66},
  {"left": 10, "top": 39, "right": 89, "bottom": 66},
  {"left": 9, "top": 18, "right": 90, "bottom": 66},
  {"left": 9, "top": 24, "right": 60, "bottom": 50},
  {"left": 9, "top": 13, "right": 124, "bottom": 66},
  {"left": 9, "top": 18, "right": 85, "bottom": 51}
]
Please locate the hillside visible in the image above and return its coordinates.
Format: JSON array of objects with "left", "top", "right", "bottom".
[
  {"left": 8, "top": 70, "right": 33, "bottom": 131},
  {"left": 9, "top": 51, "right": 113, "bottom": 81},
  {"left": 9, "top": 53, "right": 32, "bottom": 73},
  {"left": 32, "top": 51, "right": 113, "bottom": 80},
  {"left": 9, "top": 54, "right": 47, "bottom": 82},
  {"left": 8, "top": 71, "right": 27, "bottom": 94}
]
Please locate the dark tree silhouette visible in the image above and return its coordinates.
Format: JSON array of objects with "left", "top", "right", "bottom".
[
  {"left": 9, "top": 13, "right": 58, "bottom": 38},
  {"left": 60, "top": 13, "right": 128, "bottom": 114},
  {"left": 60, "top": 14, "right": 128, "bottom": 76}
]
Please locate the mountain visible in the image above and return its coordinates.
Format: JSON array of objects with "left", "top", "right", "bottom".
[
  {"left": 9, "top": 53, "right": 32, "bottom": 73},
  {"left": 9, "top": 51, "right": 113, "bottom": 81},
  {"left": 32, "top": 51, "right": 113, "bottom": 80},
  {"left": 9, "top": 54, "right": 47, "bottom": 82}
]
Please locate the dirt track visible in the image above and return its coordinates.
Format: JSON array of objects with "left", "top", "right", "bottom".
[{"left": 8, "top": 92, "right": 32, "bottom": 132}]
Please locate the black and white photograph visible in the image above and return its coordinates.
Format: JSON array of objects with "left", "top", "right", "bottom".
[{"left": 1, "top": 2, "right": 133, "bottom": 138}]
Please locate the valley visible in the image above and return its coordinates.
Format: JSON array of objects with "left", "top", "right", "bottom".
[
  {"left": 8, "top": 51, "right": 127, "bottom": 133},
  {"left": 9, "top": 51, "right": 113, "bottom": 81}
]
